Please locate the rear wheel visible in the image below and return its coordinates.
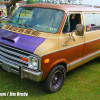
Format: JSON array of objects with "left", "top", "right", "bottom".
[{"left": 40, "top": 64, "right": 66, "bottom": 93}]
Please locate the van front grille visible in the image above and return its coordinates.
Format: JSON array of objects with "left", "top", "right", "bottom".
[{"left": 0, "top": 43, "right": 32, "bottom": 70}]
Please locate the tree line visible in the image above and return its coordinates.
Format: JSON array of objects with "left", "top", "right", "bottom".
[{"left": 4, "top": 0, "right": 82, "bottom": 17}]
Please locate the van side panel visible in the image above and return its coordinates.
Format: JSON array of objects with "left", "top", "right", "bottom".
[{"left": 41, "top": 52, "right": 68, "bottom": 80}]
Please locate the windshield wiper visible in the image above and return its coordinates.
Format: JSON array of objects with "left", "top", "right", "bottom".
[
  {"left": 7, "top": 20, "right": 13, "bottom": 26},
  {"left": 22, "top": 24, "right": 36, "bottom": 31}
]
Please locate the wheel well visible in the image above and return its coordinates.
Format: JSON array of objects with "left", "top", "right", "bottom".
[
  {"left": 56, "top": 62, "right": 67, "bottom": 71},
  {"left": 42, "top": 62, "right": 67, "bottom": 81}
]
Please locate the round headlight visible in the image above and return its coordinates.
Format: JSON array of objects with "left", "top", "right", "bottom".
[
  {"left": 28, "top": 57, "right": 38, "bottom": 70},
  {"left": 31, "top": 59, "right": 38, "bottom": 67}
]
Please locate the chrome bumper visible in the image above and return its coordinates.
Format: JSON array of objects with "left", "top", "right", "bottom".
[
  {"left": 0, "top": 61, "right": 43, "bottom": 82},
  {"left": 20, "top": 66, "right": 43, "bottom": 82}
]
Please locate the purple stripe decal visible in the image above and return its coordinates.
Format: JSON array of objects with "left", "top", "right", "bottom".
[{"left": 0, "top": 29, "right": 45, "bottom": 53}]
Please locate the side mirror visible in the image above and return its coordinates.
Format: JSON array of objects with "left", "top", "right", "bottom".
[{"left": 75, "top": 24, "right": 84, "bottom": 36}]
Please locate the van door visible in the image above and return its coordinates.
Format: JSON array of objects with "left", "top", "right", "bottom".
[
  {"left": 83, "top": 13, "right": 100, "bottom": 58},
  {"left": 59, "top": 12, "right": 85, "bottom": 71}
]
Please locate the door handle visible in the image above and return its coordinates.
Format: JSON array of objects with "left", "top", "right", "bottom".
[
  {"left": 80, "top": 36, "right": 84, "bottom": 38},
  {"left": 62, "top": 44, "right": 68, "bottom": 47}
]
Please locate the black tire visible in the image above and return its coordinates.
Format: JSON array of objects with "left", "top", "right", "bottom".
[
  {"left": 40, "top": 64, "right": 66, "bottom": 93},
  {"left": 0, "top": 67, "right": 4, "bottom": 70}
]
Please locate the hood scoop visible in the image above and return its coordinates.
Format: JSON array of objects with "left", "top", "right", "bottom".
[
  {"left": 0, "top": 29, "right": 45, "bottom": 53},
  {"left": 2, "top": 33, "right": 20, "bottom": 43}
]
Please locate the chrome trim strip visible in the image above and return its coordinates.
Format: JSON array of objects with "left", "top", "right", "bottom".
[
  {"left": 60, "top": 43, "right": 84, "bottom": 51},
  {"left": 41, "top": 38, "right": 100, "bottom": 57},
  {"left": 0, "top": 46, "right": 27, "bottom": 58},
  {"left": 67, "top": 50, "right": 100, "bottom": 67},
  {"left": 0, "top": 43, "right": 31, "bottom": 55},
  {"left": 11, "top": 68, "right": 18, "bottom": 72},
  {"left": 0, "top": 58, "right": 19, "bottom": 69},
  {"left": 85, "top": 38, "right": 100, "bottom": 44},
  {"left": 41, "top": 43, "right": 84, "bottom": 57},
  {"left": 0, "top": 51, "right": 28, "bottom": 64},
  {"left": 41, "top": 50, "right": 59, "bottom": 57},
  {"left": 38, "top": 56, "right": 41, "bottom": 71},
  {"left": 67, "top": 64, "right": 70, "bottom": 67},
  {"left": 0, "top": 55, "right": 27, "bottom": 69}
]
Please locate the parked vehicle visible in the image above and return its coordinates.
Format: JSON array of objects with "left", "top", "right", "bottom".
[{"left": 0, "top": 4, "right": 100, "bottom": 93}]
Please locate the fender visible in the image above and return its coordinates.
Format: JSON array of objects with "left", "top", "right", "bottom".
[{"left": 41, "top": 57, "right": 68, "bottom": 80}]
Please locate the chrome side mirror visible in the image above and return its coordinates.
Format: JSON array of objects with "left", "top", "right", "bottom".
[{"left": 75, "top": 24, "right": 84, "bottom": 36}]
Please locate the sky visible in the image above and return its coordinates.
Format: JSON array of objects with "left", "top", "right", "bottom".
[
  {"left": 77, "top": 0, "right": 100, "bottom": 6},
  {"left": 62, "top": 0, "right": 100, "bottom": 6},
  {"left": 24, "top": 0, "right": 100, "bottom": 6}
]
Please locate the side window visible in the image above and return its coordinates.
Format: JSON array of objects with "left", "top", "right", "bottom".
[
  {"left": 62, "top": 14, "right": 81, "bottom": 33},
  {"left": 94, "top": 14, "right": 100, "bottom": 30},
  {"left": 62, "top": 17, "right": 69, "bottom": 33},
  {"left": 84, "top": 14, "right": 96, "bottom": 32}
]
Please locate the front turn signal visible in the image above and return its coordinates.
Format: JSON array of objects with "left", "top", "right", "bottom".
[
  {"left": 21, "top": 57, "right": 28, "bottom": 62},
  {"left": 44, "top": 59, "right": 49, "bottom": 64}
]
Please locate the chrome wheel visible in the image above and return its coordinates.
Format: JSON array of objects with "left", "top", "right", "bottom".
[{"left": 52, "top": 70, "right": 63, "bottom": 89}]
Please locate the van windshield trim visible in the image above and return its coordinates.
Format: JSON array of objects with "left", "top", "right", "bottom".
[{"left": 6, "top": 7, "right": 64, "bottom": 33}]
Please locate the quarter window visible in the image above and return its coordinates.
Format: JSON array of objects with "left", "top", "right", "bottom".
[
  {"left": 94, "top": 14, "right": 100, "bottom": 30},
  {"left": 84, "top": 14, "right": 96, "bottom": 32}
]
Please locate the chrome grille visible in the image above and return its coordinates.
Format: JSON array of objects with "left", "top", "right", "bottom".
[{"left": 0, "top": 43, "right": 32, "bottom": 70}]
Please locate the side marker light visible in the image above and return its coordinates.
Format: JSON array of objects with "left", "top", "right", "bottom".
[{"left": 44, "top": 59, "right": 49, "bottom": 64}]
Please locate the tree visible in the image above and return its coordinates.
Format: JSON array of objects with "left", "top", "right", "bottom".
[
  {"left": 0, "top": 0, "right": 1, "bottom": 5},
  {"left": 26, "top": 0, "right": 36, "bottom": 4},
  {"left": 48, "top": 0, "right": 79, "bottom": 4},
  {"left": 66, "top": 0, "right": 82, "bottom": 4},
  {"left": 79, "top": 0, "right": 82, "bottom": 4},
  {"left": 5, "top": 0, "right": 21, "bottom": 17},
  {"left": 34, "top": 0, "right": 44, "bottom": 3},
  {"left": 64, "top": 0, "right": 77, "bottom": 4}
]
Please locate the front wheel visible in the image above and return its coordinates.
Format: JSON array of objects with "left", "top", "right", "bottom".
[{"left": 40, "top": 65, "right": 66, "bottom": 93}]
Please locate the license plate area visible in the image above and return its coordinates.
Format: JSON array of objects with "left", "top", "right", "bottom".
[{"left": 2, "top": 63, "right": 11, "bottom": 72}]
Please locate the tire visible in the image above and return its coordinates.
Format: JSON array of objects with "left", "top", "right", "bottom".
[
  {"left": 0, "top": 67, "right": 4, "bottom": 70},
  {"left": 40, "top": 64, "right": 66, "bottom": 93}
]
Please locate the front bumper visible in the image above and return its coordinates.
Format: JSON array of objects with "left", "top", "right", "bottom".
[
  {"left": 20, "top": 66, "right": 43, "bottom": 82},
  {"left": 0, "top": 60, "right": 43, "bottom": 82}
]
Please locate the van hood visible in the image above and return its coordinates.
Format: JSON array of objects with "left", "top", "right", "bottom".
[{"left": 0, "top": 29, "right": 45, "bottom": 53}]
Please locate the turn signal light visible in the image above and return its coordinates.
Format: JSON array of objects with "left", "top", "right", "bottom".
[
  {"left": 21, "top": 57, "right": 28, "bottom": 62},
  {"left": 44, "top": 59, "right": 49, "bottom": 64}
]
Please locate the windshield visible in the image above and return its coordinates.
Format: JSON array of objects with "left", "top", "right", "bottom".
[{"left": 6, "top": 7, "right": 64, "bottom": 33}]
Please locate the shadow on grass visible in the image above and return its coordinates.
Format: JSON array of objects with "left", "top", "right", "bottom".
[
  {"left": 66, "top": 57, "right": 100, "bottom": 80},
  {"left": 0, "top": 57, "right": 100, "bottom": 97}
]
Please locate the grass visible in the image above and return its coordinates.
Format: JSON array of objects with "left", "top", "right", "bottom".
[
  {"left": 0, "top": 8, "right": 100, "bottom": 100},
  {"left": 0, "top": 21, "right": 7, "bottom": 28},
  {"left": 0, "top": 57, "right": 100, "bottom": 100},
  {"left": 0, "top": 9, "right": 7, "bottom": 27}
]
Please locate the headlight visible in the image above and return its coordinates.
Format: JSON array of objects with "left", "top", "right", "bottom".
[{"left": 28, "top": 56, "right": 38, "bottom": 70}]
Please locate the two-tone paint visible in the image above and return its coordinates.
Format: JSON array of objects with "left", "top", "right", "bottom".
[{"left": 0, "top": 4, "right": 100, "bottom": 82}]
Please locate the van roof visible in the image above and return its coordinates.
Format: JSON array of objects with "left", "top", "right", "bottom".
[{"left": 22, "top": 4, "right": 100, "bottom": 13}]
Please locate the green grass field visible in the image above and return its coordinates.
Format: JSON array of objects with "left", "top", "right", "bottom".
[
  {"left": 0, "top": 8, "right": 100, "bottom": 100},
  {"left": 0, "top": 57, "right": 100, "bottom": 100}
]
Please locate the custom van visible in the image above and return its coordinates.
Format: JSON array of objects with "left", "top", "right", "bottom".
[{"left": 0, "top": 4, "right": 100, "bottom": 93}]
